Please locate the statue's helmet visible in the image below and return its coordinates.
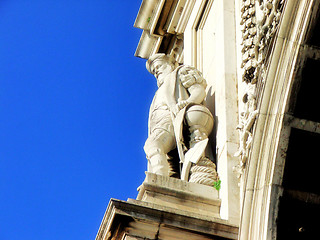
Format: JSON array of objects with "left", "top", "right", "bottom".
[{"left": 146, "top": 53, "right": 177, "bottom": 74}]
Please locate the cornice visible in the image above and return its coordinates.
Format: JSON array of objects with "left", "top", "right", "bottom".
[{"left": 134, "top": 0, "right": 192, "bottom": 61}]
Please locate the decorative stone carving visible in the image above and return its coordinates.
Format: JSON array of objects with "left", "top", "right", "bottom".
[
  {"left": 144, "top": 53, "right": 219, "bottom": 186},
  {"left": 235, "top": 0, "right": 285, "bottom": 176},
  {"left": 240, "top": 0, "right": 285, "bottom": 83},
  {"left": 189, "top": 157, "right": 219, "bottom": 186},
  {"left": 234, "top": 83, "right": 258, "bottom": 176}
]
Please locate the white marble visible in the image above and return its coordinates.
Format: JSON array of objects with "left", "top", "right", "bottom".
[{"left": 144, "top": 53, "right": 217, "bottom": 185}]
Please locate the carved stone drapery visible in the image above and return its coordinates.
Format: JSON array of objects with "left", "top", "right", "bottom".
[{"left": 235, "top": 0, "right": 285, "bottom": 176}]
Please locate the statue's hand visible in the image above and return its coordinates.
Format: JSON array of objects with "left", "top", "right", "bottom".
[
  {"left": 171, "top": 100, "right": 189, "bottom": 116},
  {"left": 176, "top": 100, "right": 189, "bottom": 112}
]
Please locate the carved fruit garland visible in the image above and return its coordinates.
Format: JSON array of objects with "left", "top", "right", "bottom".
[{"left": 235, "top": 0, "right": 285, "bottom": 177}]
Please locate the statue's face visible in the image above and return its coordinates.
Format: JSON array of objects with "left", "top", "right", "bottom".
[{"left": 151, "top": 61, "right": 173, "bottom": 86}]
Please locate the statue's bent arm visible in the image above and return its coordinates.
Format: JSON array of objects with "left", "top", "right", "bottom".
[{"left": 185, "top": 83, "right": 206, "bottom": 105}]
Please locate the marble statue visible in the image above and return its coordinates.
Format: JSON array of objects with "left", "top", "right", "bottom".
[{"left": 144, "top": 54, "right": 215, "bottom": 182}]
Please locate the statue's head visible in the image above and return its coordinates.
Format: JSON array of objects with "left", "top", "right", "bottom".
[{"left": 146, "top": 54, "right": 176, "bottom": 87}]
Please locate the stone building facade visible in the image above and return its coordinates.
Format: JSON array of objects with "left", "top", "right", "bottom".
[{"left": 96, "top": 0, "right": 320, "bottom": 239}]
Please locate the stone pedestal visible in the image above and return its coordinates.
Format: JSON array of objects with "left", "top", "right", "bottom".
[
  {"left": 96, "top": 173, "right": 238, "bottom": 240},
  {"left": 137, "top": 172, "right": 221, "bottom": 218}
]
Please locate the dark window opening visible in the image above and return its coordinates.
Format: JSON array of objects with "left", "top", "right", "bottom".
[
  {"left": 277, "top": 192, "right": 320, "bottom": 239},
  {"left": 277, "top": 128, "right": 320, "bottom": 239},
  {"left": 306, "top": 4, "right": 320, "bottom": 47},
  {"left": 293, "top": 58, "right": 320, "bottom": 122},
  {"left": 282, "top": 128, "right": 320, "bottom": 195}
]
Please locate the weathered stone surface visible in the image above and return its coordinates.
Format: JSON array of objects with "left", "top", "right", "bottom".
[
  {"left": 137, "top": 172, "right": 220, "bottom": 218},
  {"left": 96, "top": 198, "right": 238, "bottom": 240}
]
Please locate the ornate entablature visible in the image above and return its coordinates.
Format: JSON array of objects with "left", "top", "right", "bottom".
[{"left": 235, "top": 0, "right": 286, "bottom": 176}]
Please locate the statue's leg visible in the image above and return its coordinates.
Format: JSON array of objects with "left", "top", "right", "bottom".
[
  {"left": 144, "top": 129, "right": 175, "bottom": 176},
  {"left": 148, "top": 153, "right": 170, "bottom": 176}
]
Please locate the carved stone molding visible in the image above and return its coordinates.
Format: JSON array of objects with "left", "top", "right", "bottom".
[{"left": 235, "top": 0, "right": 285, "bottom": 176}]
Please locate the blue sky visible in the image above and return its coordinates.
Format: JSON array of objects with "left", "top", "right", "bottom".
[{"left": 0, "top": 1, "right": 155, "bottom": 239}]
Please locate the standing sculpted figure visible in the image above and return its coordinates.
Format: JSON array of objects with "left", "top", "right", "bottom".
[{"left": 144, "top": 54, "right": 215, "bottom": 181}]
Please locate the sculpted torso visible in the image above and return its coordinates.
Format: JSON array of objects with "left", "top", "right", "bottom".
[{"left": 153, "top": 83, "right": 170, "bottom": 109}]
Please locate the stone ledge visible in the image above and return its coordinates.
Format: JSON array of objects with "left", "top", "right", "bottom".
[
  {"left": 96, "top": 198, "right": 239, "bottom": 240},
  {"left": 127, "top": 198, "right": 222, "bottom": 223},
  {"left": 138, "top": 172, "right": 220, "bottom": 200},
  {"left": 137, "top": 172, "right": 221, "bottom": 218}
]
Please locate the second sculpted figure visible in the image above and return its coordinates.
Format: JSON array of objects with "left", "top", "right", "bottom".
[{"left": 144, "top": 54, "right": 215, "bottom": 182}]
